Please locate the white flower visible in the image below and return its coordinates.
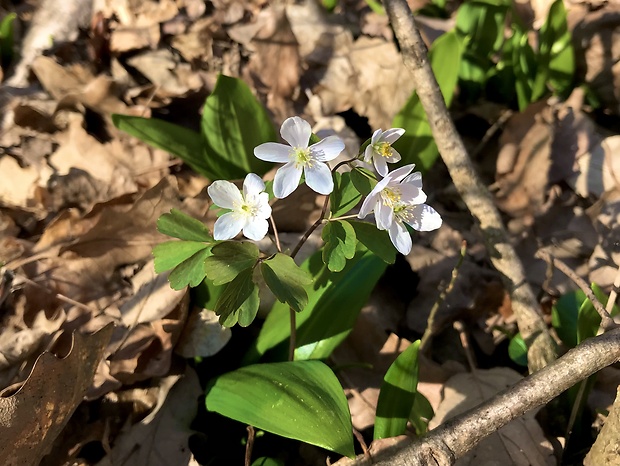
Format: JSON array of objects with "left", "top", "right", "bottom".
[
  {"left": 254, "top": 116, "right": 345, "bottom": 199},
  {"left": 364, "top": 128, "right": 404, "bottom": 176},
  {"left": 208, "top": 173, "right": 271, "bottom": 241},
  {"left": 358, "top": 164, "right": 442, "bottom": 255}
]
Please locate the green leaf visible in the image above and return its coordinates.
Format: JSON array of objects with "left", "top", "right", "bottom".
[
  {"left": 205, "top": 360, "right": 355, "bottom": 458},
  {"left": 533, "top": 0, "right": 574, "bottom": 100},
  {"left": 204, "top": 241, "right": 259, "bottom": 285},
  {"left": 201, "top": 75, "right": 276, "bottom": 179},
  {"left": 0, "top": 12, "right": 17, "bottom": 66},
  {"left": 349, "top": 220, "right": 396, "bottom": 264},
  {"left": 157, "top": 209, "right": 213, "bottom": 242},
  {"left": 321, "top": 220, "right": 357, "bottom": 272},
  {"left": 330, "top": 172, "right": 362, "bottom": 218},
  {"left": 215, "top": 268, "right": 260, "bottom": 327},
  {"left": 252, "top": 458, "right": 285, "bottom": 466},
  {"left": 374, "top": 340, "right": 421, "bottom": 440},
  {"left": 350, "top": 167, "right": 376, "bottom": 196},
  {"left": 260, "top": 253, "right": 313, "bottom": 313},
  {"left": 392, "top": 31, "right": 463, "bottom": 172},
  {"left": 409, "top": 392, "right": 434, "bottom": 436},
  {"left": 247, "top": 247, "right": 387, "bottom": 362},
  {"left": 167, "top": 246, "right": 212, "bottom": 290},
  {"left": 111, "top": 115, "right": 213, "bottom": 179},
  {"left": 512, "top": 28, "right": 537, "bottom": 110},
  {"left": 508, "top": 333, "right": 528, "bottom": 367},
  {"left": 153, "top": 241, "right": 210, "bottom": 273}
]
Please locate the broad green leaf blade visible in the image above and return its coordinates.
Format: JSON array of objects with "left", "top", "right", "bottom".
[
  {"left": 321, "top": 220, "right": 356, "bottom": 272},
  {"left": 551, "top": 289, "right": 582, "bottom": 348},
  {"left": 252, "top": 458, "right": 285, "bottom": 466},
  {"left": 409, "top": 392, "right": 434, "bottom": 436},
  {"left": 512, "top": 28, "right": 537, "bottom": 110},
  {"left": 247, "top": 247, "right": 387, "bottom": 362},
  {"left": 111, "top": 115, "right": 213, "bottom": 178},
  {"left": 214, "top": 268, "right": 260, "bottom": 327},
  {"left": 577, "top": 284, "right": 614, "bottom": 344},
  {"left": 153, "top": 241, "right": 210, "bottom": 273},
  {"left": 157, "top": 209, "right": 213, "bottom": 242},
  {"left": 330, "top": 172, "right": 362, "bottom": 218},
  {"left": 201, "top": 75, "right": 276, "bottom": 179},
  {"left": 349, "top": 220, "right": 396, "bottom": 264},
  {"left": 168, "top": 247, "right": 212, "bottom": 289},
  {"left": 261, "top": 253, "right": 312, "bottom": 313},
  {"left": 392, "top": 31, "right": 463, "bottom": 172},
  {"left": 215, "top": 270, "right": 259, "bottom": 327},
  {"left": 205, "top": 361, "right": 355, "bottom": 458},
  {"left": 374, "top": 340, "right": 421, "bottom": 440},
  {"left": 204, "top": 241, "right": 259, "bottom": 285},
  {"left": 350, "top": 167, "right": 376, "bottom": 196}
]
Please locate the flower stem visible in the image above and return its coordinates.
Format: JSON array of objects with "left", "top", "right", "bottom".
[
  {"left": 269, "top": 215, "right": 282, "bottom": 253},
  {"left": 290, "top": 193, "right": 331, "bottom": 259},
  {"left": 329, "top": 214, "right": 359, "bottom": 221},
  {"left": 288, "top": 308, "right": 296, "bottom": 361},
  {"left": 244, "top": 425, "right": 255, "bottom": 466}
]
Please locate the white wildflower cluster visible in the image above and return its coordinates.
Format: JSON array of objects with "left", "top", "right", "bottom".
[{"left": 207, "top": 116, "right": 441, "bottom": 255}]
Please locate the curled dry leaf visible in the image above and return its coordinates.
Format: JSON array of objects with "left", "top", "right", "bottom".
[
  {"left": 175, "top": 308, "right": 232, "bottom": 358},
  {"left": 0, "top": 324, "right": 113, "bottom": 466}
]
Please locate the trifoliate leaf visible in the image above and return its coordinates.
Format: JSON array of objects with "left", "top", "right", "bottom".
[
  {"left": 349, "top": 220, "right": 396, "bottom": 264},
  {"left": 204, "top": 241, "right": 260, "bottom": 285},
  {"left": 330, "top": 172, "right": 362, "bottom": 218},
  {"left": 350, "top": 167, "right": 377, "bottom": 196},
  {"left": 261, "top": 253, "right": 312, "bottom": 313},
  {"left": 215, "top": 268, "right": 260, "bottom": 327},
  {"left": 153, "top": 241, "right": 209, "bottom": 273},
  {"left": 167, "top": 246, "right": 212, "bottom": 289},
  {"left": 157, "top": 209, "right": 213, "bottom": 241},
  {"left": 321, "top": 220, "right": 356, "bottom": 272}
]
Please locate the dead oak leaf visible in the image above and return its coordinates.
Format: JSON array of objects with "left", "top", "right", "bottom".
[{"left": 0, "top": 324, "right": 113, "bottom": 466}]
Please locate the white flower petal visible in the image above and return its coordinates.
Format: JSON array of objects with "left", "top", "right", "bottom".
[
  {"left": 370, "top": 128, "right": 382, "bottom": 145},
  {"left": 389, "top": 220, "right": 412, "bottom": 255},
  {"left": 305, "top": 162, "right": 334, "bottom": 195},
  {"left": 256, "top": 192, "right": 272, "bottom": 218},
  {"left": 387, "top": 164, "right": 416, "bottom": 183},
  {"left": 399, "top": 184, "right": 427, "bottom": 204},
  {"left": 281, "top": 116, "right": 311, "bottom": 148},
  {"left": 382, "top": 128, "right": 405, "bottom": 144},
  {"left": 404, "top": 204, "right": 443, "bottom": 231},
  {"left": 243, "top": 173, "right": 265, "bottom": 197},
  {"left": 213, "top": 212, "right": 246, "bottom": 240},
  {"left": 386, "top": 147, "right": 402, "bottom": 163},
  {"left": 243, "top": 217, "right": 269, "bottom": 241},
  {"left": 376, "top": 199, "right": 393, "bottom": 230},
  {"left": 374, "top": 155, "right": 389, "bottom": 177},
  {"left": 358, "top": 191, "right": 379, "bottom": 219},
  {"left": 273, "top": 162, "right": 302, "bottom": 198},
  {"left": 364, "top": 144, "right": 374, "bottom": 163},
  {"left": 402, "top": 171, "right": 423, "bottom": 188},
  {"left": 208, "top": 180, "right": 243, "bottom": 209},
  {"left": 310, "top": 136, "right": 345, "bottom": 162},
  {"left": 254, "top": 142, "right": 292, "bottom": 163}
]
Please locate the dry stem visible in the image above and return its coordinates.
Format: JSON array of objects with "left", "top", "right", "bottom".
[{"left": 384, "top": 0, "right": 556, "bottom": 372}]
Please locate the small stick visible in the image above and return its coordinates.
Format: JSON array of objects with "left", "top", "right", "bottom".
[
  {"left": 419, "top": 241, "right": 467, "bottom": 353},
  {"left": 353, "top": 427, "right": 370, "bottom": 458},
  {"left": 536, "top": 250, "right": 617, "bottom": 331}
]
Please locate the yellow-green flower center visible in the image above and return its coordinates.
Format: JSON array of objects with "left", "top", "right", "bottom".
[
  {"left": 292, "top": 147, "right": 312, "bottom": 168},
  {"left": 240, "top": 201, "right": 258, "bottom": 216},
  {"left": 374, "top": 141, "right": 393, "bottom": 158},
  {"left": 381, "top": 187, "right": 402, "bottom": 207}
]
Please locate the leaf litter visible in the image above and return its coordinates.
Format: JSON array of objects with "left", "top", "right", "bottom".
[{"left": 1, "top": 0, "right": 620, "bottom": 464}]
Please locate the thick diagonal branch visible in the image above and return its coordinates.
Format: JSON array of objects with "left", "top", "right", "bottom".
[{"left": 384, "top": 0, "right": 556, "bottom": 372}]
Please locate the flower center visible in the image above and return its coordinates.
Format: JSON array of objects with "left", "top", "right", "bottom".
[
  {"left": 374, "top": 141, "right": 393, "bottom": 158},
  {"left": 292, "top": 147, "right": 313, "bottom": 168},
  {"left": 381, "top": 187, "right": 402, "bottom": 207},
  {"left": 240, "top": 201, "right": 259, "bottom": 217},
  {"left": 393, "top": 203, "right": 414, "bottom": 222}
]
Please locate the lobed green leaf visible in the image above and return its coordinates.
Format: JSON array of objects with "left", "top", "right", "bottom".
[
  {"left": 157, "top": 209, "right": 213, "bottom": 242},
  {"left": 204, "top": 241, "right": 259, "bottom": 285},
  {"left": 260, "top": 253, "right": 312, "bottom": 313},
  {"left": 321, "top": 220, "right": 356, "bottom": 272},
  {"left": 330, "top": 172, "right": 362, "bottom": 218}
]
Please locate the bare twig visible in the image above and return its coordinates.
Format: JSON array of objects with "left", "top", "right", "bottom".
[
  {"left": 536, "top": 250, "right": 617, "bottom": 331},
  {"left": 420, "top": 241, "right": 467, "bottom": 354},
  {"left": 384, "top": 0, "right": 556, "bottom": 373},
  {"left": 361, "top": 328, "right": 620, "bottom": 466}
]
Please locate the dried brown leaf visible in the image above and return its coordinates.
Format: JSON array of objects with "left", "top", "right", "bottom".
[{"left": 0, "top": 324, "right": 113, "bottom": 466}]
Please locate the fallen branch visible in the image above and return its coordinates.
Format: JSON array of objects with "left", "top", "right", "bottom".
[
  {"left": 346, "top": 328, "right": 620, "bottom": 466},
  {"left": 384, "top": 0, "right": 556, "bottom": 373}
]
